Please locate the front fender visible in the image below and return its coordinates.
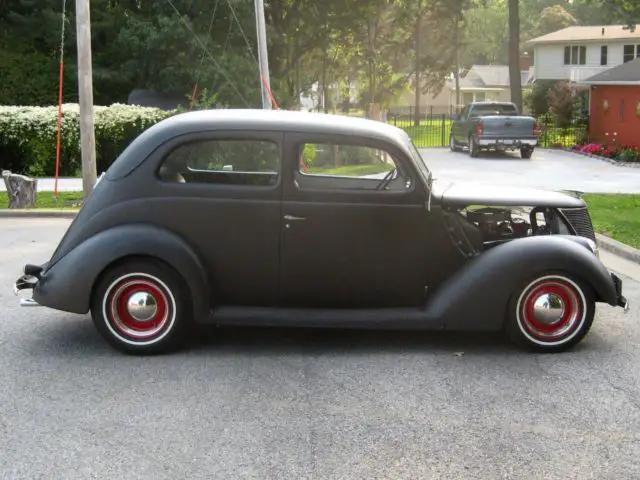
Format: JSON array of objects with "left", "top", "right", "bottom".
[
  {"left": 33, "top": 223, "right": 210, "bottom": 320},
  {"left": 425, "top": 235, "right": 617, "bottom": 331}
]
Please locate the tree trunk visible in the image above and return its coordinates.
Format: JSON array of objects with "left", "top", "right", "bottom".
[
  {"left": 366, "top": 103, "right": 384, "bottom": 121},
  {"left": 454, "top": 9, "right": 461, "bottom": 110},
  {"left": 2, "top": 170, "right": 37, "bottom": 209},
  {"left": 332, "top": 144, "right": 341, "bottom": 168},
  {"left": 508, "top": 0, "right": 523, "bottom": 112}
]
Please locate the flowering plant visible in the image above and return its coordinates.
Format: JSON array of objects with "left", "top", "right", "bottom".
[
  {"left": 572, "top": 142, "right": 640, "bottom": 162},
  {"left": 0, "top": 103, "right": 174, "bottom": 176}
]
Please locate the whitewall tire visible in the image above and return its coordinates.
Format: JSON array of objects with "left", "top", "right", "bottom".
[
  {"left": 505, "top": 273, "right": 595, "bottom": 353},
  {"left": 91, "top": 259, "right": 191, "bottom": 354}
]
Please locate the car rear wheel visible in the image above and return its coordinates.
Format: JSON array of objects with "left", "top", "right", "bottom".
[
  {"left": 521, "top": 146, "right": 534, "bottom": 159},
  {"left": 468, "top": 136, "right": 480, "bottom": 158},
  {"left": 505, "top": 273, "right": 595, "bottom": 353},
  {"left": 91, "top": 259, "right": 192, "bottom": 355}
]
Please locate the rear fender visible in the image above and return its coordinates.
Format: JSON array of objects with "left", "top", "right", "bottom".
[
  {"left": 425, "top": 235, "right": 617, "bottom": 331},
  {"left": 33, "top": 224, "right": 210, "bottom": 319}
]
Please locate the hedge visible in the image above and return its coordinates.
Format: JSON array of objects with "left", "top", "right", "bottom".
[{"left": 0, "top": 103, "right": 174, "bottom": 177}]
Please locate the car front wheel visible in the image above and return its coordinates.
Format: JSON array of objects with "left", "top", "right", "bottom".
[
  {"left": 505, "top": 273, "right": 595, "bottom": 353},
  {"left": 91, "top": 259, "right": 192, "bottom": 355},
  {"left": 450, "top": 133, "right": 461, "bottom": 152}
]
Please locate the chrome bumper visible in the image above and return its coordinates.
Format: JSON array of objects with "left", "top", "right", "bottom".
[
  {"left": 611, "top": 272, "right": 629, "bottom": 313},
  {"left": 13, "top": 265, "right": 44, "bottom": 307},
  {"left": 477, "top": 139, "right": 538, "bottom": 146}
]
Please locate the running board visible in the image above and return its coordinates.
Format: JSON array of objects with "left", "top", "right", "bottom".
[{"left": 206, "top": 305, "right": 442, "bottom": 330}]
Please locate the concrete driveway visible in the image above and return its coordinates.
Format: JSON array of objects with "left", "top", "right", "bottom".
[
  {"left": 419, "top": 147, "right": 640, "bottom": 194},
  {"left": 2, "top": 218, "right": 640, "bottom": 479}
]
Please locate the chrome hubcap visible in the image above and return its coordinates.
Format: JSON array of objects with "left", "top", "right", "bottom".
[
  {"left": 532, "top": 293, "right": 565, "bottom": 325},
  {"left": 126, "top": 292, "right": 158, "bottom": 322}
]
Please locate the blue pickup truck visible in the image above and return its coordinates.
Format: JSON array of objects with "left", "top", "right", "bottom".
[{"left": 450, "top": 101, "right": 541, "bottom": 159}]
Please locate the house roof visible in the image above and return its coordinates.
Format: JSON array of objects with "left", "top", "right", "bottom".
[
  {"left": 447, "top": 65, "right": 534, "bottom": 89},
  {"left": 580, "top": 57, "right": 640, "bottom": 84},
  {"left": 527, "top": 25, "right": 640, "bottom": 45}
]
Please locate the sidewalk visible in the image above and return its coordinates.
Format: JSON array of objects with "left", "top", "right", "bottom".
[{"left": 0, "top": 177, "right": 82, "bottom": 192}]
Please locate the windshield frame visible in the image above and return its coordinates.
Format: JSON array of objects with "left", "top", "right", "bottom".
[{"left": 404, "top": 134, "right": 430, "bottom": 179}]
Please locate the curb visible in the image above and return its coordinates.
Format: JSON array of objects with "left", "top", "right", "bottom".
[
  {"left": 596, "top": 233, "right": 640, "bottom": 264},
  {"left": 0, "top": 209, "right": 78, "bottom": 219}
]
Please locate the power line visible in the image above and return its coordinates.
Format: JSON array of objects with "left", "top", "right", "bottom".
[
  {"left": 165, "top": 0, "right": 251, "bottom": 106},
  {"left": 225, "top": 0, "right": 260, "bottom": 67}
]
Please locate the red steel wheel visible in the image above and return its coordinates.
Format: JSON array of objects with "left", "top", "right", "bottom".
[
  {"left": 507, "top": 273, "right": 595, "bottom": 352},
  {"left": 105, "top": 274, "right": 174, "bottom": 342},
  {"left": 92, "top": 260, "right": 191, "bottom": 354}
]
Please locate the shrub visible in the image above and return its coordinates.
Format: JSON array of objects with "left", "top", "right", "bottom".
[
  {"left": 617, "top": 147, "right": 640, "bottom": 162},
  {"left": 0, "top": 103, "right": 174, "bottom": 177}
]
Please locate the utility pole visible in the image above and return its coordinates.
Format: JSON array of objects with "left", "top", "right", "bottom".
[
  {"left": 75, "top": 0, "right": 97, "bottom": 197},
  {"left": 414, "top": 8, "right": 422, "bottom": 127},
  {"left": 254, "top": 0, "right": 272, "bottom": 109}
]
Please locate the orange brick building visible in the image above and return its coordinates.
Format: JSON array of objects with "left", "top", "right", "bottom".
[{"left": 581, "top": 58, "right": 640, "bottom": 148}]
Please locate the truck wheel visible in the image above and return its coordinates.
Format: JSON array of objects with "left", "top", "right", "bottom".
[
  {"left": 468, "top": 136, "right": 480, "bottom": 158},
  {"left": 449, "top": 133, "right": 461, "bottom": 152},
  {"left": 504, "top": 273, "right": 595, "bottom": 353},
  {"left": 91, "top": 258, "right": 192, "bottom": 355},
  {"left": 521, "top": 146, "right": 534, "bottom": 159}
]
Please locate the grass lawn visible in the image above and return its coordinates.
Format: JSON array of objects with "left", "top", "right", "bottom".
[
  {"left": 584, "top": 194, "right": 640, "bottom": 249},
  {"left": 0, "top": 191, "right": 83, "bottom": 209}
]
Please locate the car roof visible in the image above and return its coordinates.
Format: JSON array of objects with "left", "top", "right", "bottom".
[{"left": 106, "top": 109, "right": 413, "bottom": 179}]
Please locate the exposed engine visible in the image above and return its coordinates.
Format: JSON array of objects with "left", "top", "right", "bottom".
[
  {"left": 444, "top": 204, "right": 566, "bottom": 258},
  {"left": 465, "top": 207, "right": 532, "bottom": 242}
]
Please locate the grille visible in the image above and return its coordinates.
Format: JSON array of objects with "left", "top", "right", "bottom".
[{"left": 560, "top": 207, "right": 596, "bottom": 242}]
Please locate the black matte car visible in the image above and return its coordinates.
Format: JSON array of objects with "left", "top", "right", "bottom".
[{"left": 14, "top": 109, "right": 629, "bottom": 354}]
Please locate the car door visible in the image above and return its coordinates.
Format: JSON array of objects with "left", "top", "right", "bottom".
[
  {"left": 278, "top": 131, "right": 435, "bottom": 309},
  {"left": 148, "top": 129, "right": 284, "bottom": 307}
]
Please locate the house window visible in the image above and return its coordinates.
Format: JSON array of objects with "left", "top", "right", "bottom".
[
  {"left": 564, "top": 45, "right": 586, "bottom": 65},
  {"left": 475, "top": 92, "right": 486, "bottom": 101},
  {"left": 623, "top": 44, "right": 640, "bottom": 62},
  {"left": 600, "top": 45, "right": 608, "bottom": 66}
]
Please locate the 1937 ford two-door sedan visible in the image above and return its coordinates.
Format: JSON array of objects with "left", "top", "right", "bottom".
[{"left": 14, "top": 109, "right": 629, "bottom": 354}]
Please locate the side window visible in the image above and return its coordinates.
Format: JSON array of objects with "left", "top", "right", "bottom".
[
  {"left": 295, "top": 142, "right": 410, "bottom": 192},
  {"left": 158, "top": 138, "right": 280, "bottom": 186}
]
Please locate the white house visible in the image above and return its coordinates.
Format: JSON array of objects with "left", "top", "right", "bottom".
[
  {"left": 397, "top": 61, "right": 535, "bottom": 116},
  {"left": 526, "top": 25, "right": 640, "bottom": 83}
]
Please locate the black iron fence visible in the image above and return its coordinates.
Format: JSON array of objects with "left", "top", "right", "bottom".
[{"left": 307, "top": 105, "right": 589, "bottom": 149}]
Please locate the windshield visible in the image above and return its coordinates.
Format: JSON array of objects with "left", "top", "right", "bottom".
[{"left": 405, "top": 134, "right": 431, "bottom": 180}]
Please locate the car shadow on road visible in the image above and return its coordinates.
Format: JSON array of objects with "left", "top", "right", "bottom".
[
  {"left": 461, "top": 150, "right": 529, "bottom": 161},
  {"left": 22, "top": 315, "right": 554, "bottom": 358}
]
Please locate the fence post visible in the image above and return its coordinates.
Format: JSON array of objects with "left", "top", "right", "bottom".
[{"left": 441, "top": 114, "right": 446, "bottom": 146}]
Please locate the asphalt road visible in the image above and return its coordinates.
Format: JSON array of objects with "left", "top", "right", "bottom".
[{"left": 2, "top": 219, "right": 640, "bottom": 479}]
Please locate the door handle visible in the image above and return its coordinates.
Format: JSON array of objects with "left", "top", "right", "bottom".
[{"left": 284, "top": 215, "right": 306, "bottom": 221}]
